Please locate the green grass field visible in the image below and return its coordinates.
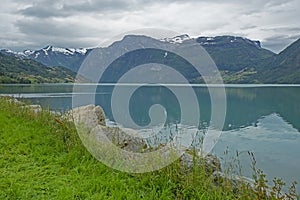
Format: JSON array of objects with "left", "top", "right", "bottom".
[{"left": 0, "top": 97, "right": 298, "bottom": 199}]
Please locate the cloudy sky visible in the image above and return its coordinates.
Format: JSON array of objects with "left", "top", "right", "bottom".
[{"left": 0, "top": 0, "right": 299, "bottom": 53}]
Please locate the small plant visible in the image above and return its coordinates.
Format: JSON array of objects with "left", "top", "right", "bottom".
[{"left": 248, "top": 151, "right": 299, "bottom": 200}]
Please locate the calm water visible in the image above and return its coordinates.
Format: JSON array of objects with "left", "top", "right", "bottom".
[{"left": 1, "top": 84, "right": 300, "bottom": 190}]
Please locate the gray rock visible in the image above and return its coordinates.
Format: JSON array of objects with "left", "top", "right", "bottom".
[
  {"left": 91, "top": 125, "right": 148, "bottom": 153},
  {"left": 69, "top": 104, "right": 106, "bottom": 128},
  {"left": 69, "top": 104, "right": 147, "bottom": 152}
]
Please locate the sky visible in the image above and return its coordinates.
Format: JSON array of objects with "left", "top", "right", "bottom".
[{"left": 0, "top": 0, "right": 299, "bottom": 53}]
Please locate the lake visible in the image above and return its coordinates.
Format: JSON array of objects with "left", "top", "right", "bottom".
[{"left": 1, "top": 83, "right": 300, "bottom": 190}]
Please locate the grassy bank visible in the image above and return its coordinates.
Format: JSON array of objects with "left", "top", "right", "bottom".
[{"left": 0, "top": 97, "right": 298, "bottom": 199}]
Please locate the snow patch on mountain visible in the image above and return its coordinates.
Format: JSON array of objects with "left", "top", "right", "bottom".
[
  {"left": 161, "top": 34, "right": 192, "bottom": 44},
  {"left": 0, "top": 45, "right": 87, "bottom": 59},
  {"left": 34, "top": 52, "right": 40, "bottom": 59},
  {"left": 24, "top": 50, "right": 35, "bottom": 56},
  {"left": 51, "top": 47, "right": 87, "bottom": 55}
]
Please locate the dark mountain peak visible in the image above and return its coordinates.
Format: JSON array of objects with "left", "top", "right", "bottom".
[
  {"left": 107, "top": 34, "right": 158, "bottom": 50},
  {"left": 121, "top": 34, "right": 191, "bottom": 43},
  {"left": 113, "top": 34, "right": 192, "bottom": 46},
  {"left": 123, "top": 34, "right": 149, "bottom": 40},
  {"left": 118, "top": 34, "right": 158, "bottom": 44}
]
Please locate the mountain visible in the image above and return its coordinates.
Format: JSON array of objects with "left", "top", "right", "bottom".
[
  {"left": 0, "top": 35, "right": 275, "bottom": 74},
  {"left": 0, "top": 53, "right": 76, "bottom": 84},
  {"left": 1, "top": 35, "right": 299, "bottom": 84},
  {"left": 79, "top": 35, "right": 204, "bottom": 83},
  {"left": 78, "top": 35, "right": 279, "bottom": 83},
  {"left": 196, "top": 36, "right": 275, "bottom": 71},
  {"left": 0, "top": 46, "right": 90, "bottom": 72},
  {"left": 252, "top": 38, "right": 300, "bottom": 83}
]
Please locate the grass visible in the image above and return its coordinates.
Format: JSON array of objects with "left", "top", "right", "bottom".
[{"left": 0, "top": 97, "right": 298, "bottom": 199}]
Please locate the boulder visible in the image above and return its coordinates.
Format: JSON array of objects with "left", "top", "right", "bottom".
[
  {"left": 91, "top": 125, "right": 148, "bottom": 153},
  {"left": 69, "top": 104, "right": 106, "bottom": 128},
  {"left": 69, "top": 104, "right": 147, "bottom": 152}
]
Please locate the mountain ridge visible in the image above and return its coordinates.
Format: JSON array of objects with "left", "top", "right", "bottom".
[{"left": 0, "top": 35, "right": 299, "bottom": 84}]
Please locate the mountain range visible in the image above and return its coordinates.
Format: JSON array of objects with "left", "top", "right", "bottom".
[
  {"left": 0, "top": 46, "right": 89, "bottom": 73},
  {"left": 0, "top": 34, "right": 299, "bottom": 84}
]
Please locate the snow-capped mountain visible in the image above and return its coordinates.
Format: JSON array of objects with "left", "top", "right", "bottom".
[
  {"left": 1, "top": 46, "right": 88, "bottom": 57},
  {"left": 0, "top": 46, "right": 90, "bottom": 72},
  {"left": 0, "top": 34, "right": 274, "bottom": 73},
  {"left": 196, "top": 36, "right": 262, "bottom": 48},
  {"left": 1, "top": 34, "right": 299, "bottom": 84},
  {"left": 40, "top": 46, "right": 88, "bottom": 56}
]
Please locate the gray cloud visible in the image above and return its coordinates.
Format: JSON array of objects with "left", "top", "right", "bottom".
[
  {"left": 0, "top": 0, "right": 299, "bottom": 52},
  {"left": 62, "top": 0, "right": 132, "bottom": 13},
  {"left": 20, "top": 0, "right": 135, "bottom": 18},
  {"left": 20, "top": 6, "right": 68, "bottom": 18},
  {"left": 261, "top": 27, "right": 300, "bottom": 32}
]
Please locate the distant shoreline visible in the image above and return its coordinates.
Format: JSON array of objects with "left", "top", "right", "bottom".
[{"left": 2, "top": 83, "right": 300, "bottom": 87}]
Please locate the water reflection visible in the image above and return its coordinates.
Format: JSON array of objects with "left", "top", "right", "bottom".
[{"left": 1, "top": 84, "right": 300, "bottom": 132}]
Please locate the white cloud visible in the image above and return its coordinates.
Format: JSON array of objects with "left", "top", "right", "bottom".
[{"left": 0, "top": 0, "right": 299, "bottom": 52}]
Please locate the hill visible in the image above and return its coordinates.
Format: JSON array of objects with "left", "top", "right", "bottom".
[{"left": 0, "top": 53, "right": 76, "bottom": 84}]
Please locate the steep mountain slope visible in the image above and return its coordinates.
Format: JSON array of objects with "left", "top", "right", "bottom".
[
  {"left": 0, "top": 53, "right": 76, "bottom": 83},
  {"left": 254, "top": 38, "right": 300, "bottom": 83}
]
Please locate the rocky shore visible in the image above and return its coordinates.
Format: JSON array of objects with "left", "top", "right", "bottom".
[{"left": 68, "top": 104, "right": 260, "bottom": 190}]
